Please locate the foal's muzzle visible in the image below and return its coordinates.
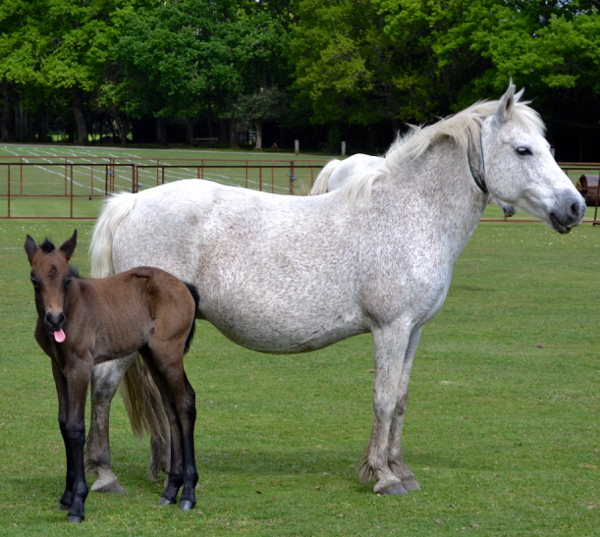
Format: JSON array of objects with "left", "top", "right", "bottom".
[{"left": 44, "top": 310, "right": 66, "bottom": 333}]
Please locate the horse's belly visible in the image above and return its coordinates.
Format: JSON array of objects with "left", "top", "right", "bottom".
[{"left": 200, "top": 305, "right": 366, "bottom": 353}]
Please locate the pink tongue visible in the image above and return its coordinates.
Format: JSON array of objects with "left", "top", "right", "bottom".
[{"left": 54, "top": 329, "right": 66, "bottom": 343}]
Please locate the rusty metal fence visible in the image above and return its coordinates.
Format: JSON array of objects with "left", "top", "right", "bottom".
[
  {"left": 0, "top": 158, "right": 325, "bottom": 219},
  {"left": 0, "top": 157, "right": 599, "bottom": 222}
]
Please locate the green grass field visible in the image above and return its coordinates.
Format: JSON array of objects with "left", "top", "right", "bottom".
[{"left": 1, "top": 216, "right": 600, "bottom": 535}]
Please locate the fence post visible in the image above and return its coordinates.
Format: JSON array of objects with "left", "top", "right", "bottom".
[
  {"left": 64, "top": 157, "right": 68, "bottom": 196},
  {"left": 70, "top": 164, "right": 74, "bottom": 218},
  {"left": 294, "top": 140, "right": 299, "bottom": 155},
  {"left": 132, "top": 164, "right": 136, "bottom": 193},
  {"left": 289, "top": 161, "right": 295, "bottom": 195},
  {"left": 7, "top": 163, "right": 10, "bottom": 218}
]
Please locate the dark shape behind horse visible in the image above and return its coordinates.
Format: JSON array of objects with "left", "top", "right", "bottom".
[{"left": 25, "top": 230, "right": 199, "bottom": 523}]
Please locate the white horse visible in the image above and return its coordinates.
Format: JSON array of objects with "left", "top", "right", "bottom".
[
  {"left": 311, "top": 147, "right": 518, "bottom": 217},
  {"left": 85, "top": 83, "right": 584, "bottom": 497}
]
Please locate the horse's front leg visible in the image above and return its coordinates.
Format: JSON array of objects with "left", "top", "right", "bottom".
[
  {"left": 360, "top": 322, "right": 411, "bottom": 495},
  {"left": 86, "top": 355, "right": 135, "bottom": 493},
  {"left": 388, "top": 327, "right": 422, "bottom": 491}
]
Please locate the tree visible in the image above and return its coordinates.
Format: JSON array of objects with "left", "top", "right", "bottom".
[{"left": 238, "top": 87, "right": 287, "bottom": 149}]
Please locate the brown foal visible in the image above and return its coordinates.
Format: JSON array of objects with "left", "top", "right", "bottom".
[{"left": 25, "top": 230, "right": 199, "bottom": 522}]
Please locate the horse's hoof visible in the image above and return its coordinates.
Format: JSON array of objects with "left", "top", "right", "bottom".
[
  {"left": 375, "top": 481, "right": 408, "bottom": 495},
  {"left": 158, "top": 497, "right": 175, "bottom": 506},
  {"left": 180, "top": 500, "right": 196, "bottom": 510},
  {"left": 92, "top": 479, "right": 128, "bottom": 494},
  {"left": 401, "top": 478, "right": 421, "bottom": 491},
  {"left": 67, "top": 515, "right": 84, "bottom": 523}
]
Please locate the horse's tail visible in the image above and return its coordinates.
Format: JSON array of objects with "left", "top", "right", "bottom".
[
  {"left": 89, "top": 191, "right": 138, "bottom": 278},
  {"left": 310, "top": 159, "right": 341, "bottom": 195},
  {"left": 90, "top": 191, "right": 171, "bottom": 480}
]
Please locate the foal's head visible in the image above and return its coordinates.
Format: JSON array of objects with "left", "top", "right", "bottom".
[{"left": 25, "top": 230, "right": 78, "bottom": 343}]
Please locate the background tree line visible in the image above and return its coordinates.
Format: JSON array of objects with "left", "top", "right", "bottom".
[{"left": 1, "top": 0, "right": 600, "bottom": 159}]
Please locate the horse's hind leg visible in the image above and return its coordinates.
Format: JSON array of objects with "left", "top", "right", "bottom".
[
  {"left": 85, "top": 356, "right": 134, "bottom": 493},
  {"left": 387, "top": 328, "right": 422, "bottom": 492}
]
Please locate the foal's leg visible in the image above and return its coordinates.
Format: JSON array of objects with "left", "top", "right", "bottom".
[
  {"left": 360, "top": 322, "right": 412, "bottom": 495},
  {"left": 388, "top": 328, "right": 422, "bottom": 491},
  {"left": 51, "top": 362, "right": 75, "bottom": 511},
  {"left": 86, "top": 355, "right": 134, "bottom": 493},
  {"left": 54, "top": 358, "right": 93, "bottom": 522},
  {"left": 139, "top": 347, "right": 198, "bottom": 509}
]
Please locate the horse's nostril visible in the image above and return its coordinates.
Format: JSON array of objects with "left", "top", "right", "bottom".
[
  {"left": 571, "top": 201, "right": 582, "bottom": 218},
  {"left": 59, "top": 312, "right": 66, "bottom": 325}
]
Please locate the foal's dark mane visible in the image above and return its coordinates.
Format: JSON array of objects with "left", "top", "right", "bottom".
[
  {"left": 41, "top": 238, "right": 55, "bottom": 253},
  {"left": 38, "top": 237, "right": 80, "bottom": 278}
]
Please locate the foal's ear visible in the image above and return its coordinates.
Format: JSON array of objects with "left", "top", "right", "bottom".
[
  {"left": 492, "top": 81, "right": 517, "bottom": 126},
  {"left": 24, "top": 235, "right": 38, "bottom": 265},
  {"left": 59, "top": 229, "right": 77, "bottom": 261}
]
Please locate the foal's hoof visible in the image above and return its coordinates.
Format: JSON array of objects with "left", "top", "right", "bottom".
[
  {"left": 375, "top": 481, "right": 408, "bottom": 496},
  {"left": 67, "top": 515, "right": 84, "bottom": 523},
  {"left": 180, "top": 500, "right": 196, "bottom": 511},
  {"left": 401, "top": 478, "right": 421, "bottom": 491},
  {"left": 158, "top": 497, "right": 175, "bottom": 507}
]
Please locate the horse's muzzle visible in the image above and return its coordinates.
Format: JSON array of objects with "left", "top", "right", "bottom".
[{"left": 550, "top": 191, "right": 586, "bottom": 234}]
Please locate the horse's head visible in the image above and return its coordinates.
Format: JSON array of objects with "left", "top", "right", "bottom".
[
  {"left": 481, "top": 83, "right": 585, "bottom": 234},
  {"left": 25, "top": 230, "right": 78, "bottom": 343}
]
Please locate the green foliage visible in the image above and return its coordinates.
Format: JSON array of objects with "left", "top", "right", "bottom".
[{"left": 2, "top": 0, "right": 600, "bottom": 146}]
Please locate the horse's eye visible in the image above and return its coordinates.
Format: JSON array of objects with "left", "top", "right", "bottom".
[
  {"left": 64, "top": 277, "right": 72, "bottom": 289},
  {"left": 30, "top": 278, "right": 40, "bottom": 290},
  {"left": 516, "top": 147, "right": 532, "bottom": 157}
]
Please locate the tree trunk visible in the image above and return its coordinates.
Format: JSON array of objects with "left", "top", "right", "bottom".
[
  {"left": 156, "top": 117, "right": 167, "bottom": 145},
  {"left": 186, "top": 118, "right": 194, "bottom": 144},
  {"left": 229, "top": 119, "right": 238, "bottom": 149},
  {"left": 72, "top": 91, "right": 88, "bottom": 145},
  {"left": 0, "top": 81, "right": 10, "bottom": 141},
  {"left": 254, "top": 120, "right": 263, "bottom": 150},
  {"left": 14, "top": 92, "right": 27, "bottom": 142}
]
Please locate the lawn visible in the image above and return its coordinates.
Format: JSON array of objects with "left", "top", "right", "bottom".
[{"left": 0, "top": 215, "right": 599, "bottom": 536}]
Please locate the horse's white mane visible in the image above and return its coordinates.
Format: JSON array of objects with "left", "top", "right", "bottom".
[{"left": 342, "top": 91, "right": 545, "bottom": 205}]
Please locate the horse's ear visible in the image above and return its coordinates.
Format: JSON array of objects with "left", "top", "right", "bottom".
[
  {"left": 493, "top": 81, "right": 517, "bottom": 126},
  {"left": 24, "top": 235, "right": 38, "bottom": 265},
  {"left": 59, "top": 230, "right": 77, "bottom": 261}
]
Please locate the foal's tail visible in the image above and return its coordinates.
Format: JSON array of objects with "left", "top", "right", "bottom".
[
  {"left": 90, "top": 191, "right": 172, "bottom": 480},
  {"left": 184, "top": 283, "right": 200, "bottom": 354},
  {"left": 309, "top": 159, "right": 341, "bottom": 195}
]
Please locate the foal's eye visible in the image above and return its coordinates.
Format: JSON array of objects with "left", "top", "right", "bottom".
[
  {"left": 64, "top": 277, "right": 72, "bottom": 289},
  {"left": 30, "top": 278, "right": 40, "bottom": 289},
  {"left": 516, "top": 147, "right": 532, "bottom": 157}
]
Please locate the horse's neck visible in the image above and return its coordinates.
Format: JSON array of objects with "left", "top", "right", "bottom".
[{"left": 378, "top": 142, "right": 487, "bottom": 257}]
